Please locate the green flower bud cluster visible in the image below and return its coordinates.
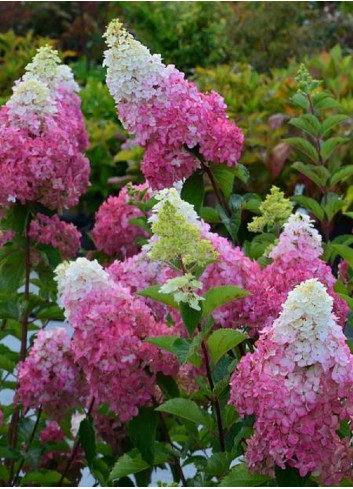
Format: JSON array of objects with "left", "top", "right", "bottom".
[
  {"left": 295, "top": 64, "right": 321, "bottom": 94},
  {"left": 248, "top": 186, "right": 292, "bottom": 234}
]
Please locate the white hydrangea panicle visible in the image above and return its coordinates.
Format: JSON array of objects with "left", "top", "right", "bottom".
[
  {"left": 269, "top": 212, "right": 322, "bottom": 260},
  {"left": 22, "top": 45, "right": 79, "bottom": 93},
  {"left": 148, "top": 188, "right": 202, "bottom": 229},
  {"left": 160, "top": 274, "right": 204, "bottom": 311},
  {"left": 6, "top": 79, "right": 57, "bottom": 127},
  {"left": 271, "top": 279, "right": 336, "bottom": 367},
  {"left": 103, "top": 19, "right": 166, "bottom": 108},
  {"left": 54, "top": 258, "right": 112, "bottom": 312}
]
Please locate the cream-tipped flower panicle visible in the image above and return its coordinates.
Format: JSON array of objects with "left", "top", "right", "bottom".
[
  {"left": 54, "top": 257, "right": 111, "bottom": 315},
  {"left": 23, "top": 45, "right": 79, "bottom": 93},
  {"left": 103, "top": 19, "right": 244, "bottom": 188},
  {"left": 6, "top": 79, "right": 57, "bottom": 128},
  {"left": 248, "top": 186, "right": 292, "bottom": 233},
  {"left": 269, "top": 213, "right": 322, "bottom": 261},
  {"left": 145, "top": 189, "right": 216, "bottom": 268},
  {"left": 230, "top": 278, "right": 353, "bottom": 485},
  {"left": 160, "top": 274, "right": 204, "bottom": 311}
]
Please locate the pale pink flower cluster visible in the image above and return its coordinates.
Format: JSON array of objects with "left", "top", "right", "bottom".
[
  {"left": 92, "top": 183, "right": 151, "bottom": 258},
  {"left": 17, "top": 328, "right": 87, "bottom": 418},
  {"left": 29, "top": 213, "right": 81, "bottom": 259},
  {"left": 0, "top": 229, "right": 14, "bottom": 248},
  {"left": 103, "top": 20, "right": 244, "bottom": 189},
  {"left": 230, "top": 279, "right": 353, "bottom": 486},
  {"left": 56, "top": 258, "right": 178, "bottom": 422},
  {"left": 0, "top": 47, "right": 89, "bottom": 210},
  {"left": 247, "top": 214, "right": 348, "bottom": 335}
]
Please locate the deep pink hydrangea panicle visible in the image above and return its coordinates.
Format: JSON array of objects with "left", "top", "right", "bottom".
[
  {"left": 200, "top": 224, "right": 261, "bottom": 329},
  {"left": 39, "top": 420, "right": 65, "bottom": 444},
  {"left": 29, "top": 213, "right": 81, "bottom": 259},
  {"left": 55, "top": 258, "right": 179, "bottom": 422},
  {"left": 248, "top": 214, "right": 349, "bottom": 336},
  {"left": 17, "top": 328, "right": 88, "bottom": 418},
  {"left": 107, "top": 250, "right": 169, "bottom": 321},
  {"left": 103, "top": 20, "right": 244, "bottom": 189},
  {"left": 92, "top": 183, "right": 151, "bottom": 258},
  {"left": 0, "top": 47, "right": 90, "bottom": 210},
  {"left": 229, "top": 279, "right": 353, "bottom": 486}
]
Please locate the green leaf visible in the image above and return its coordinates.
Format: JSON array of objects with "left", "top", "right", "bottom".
[
  {"left": 290, "top": 196, "right": 324, "bottom": 221},
  {"left": 129, "top": 217, "right": 150, "bottom": 233},
  {"left": 110, "top": 445, "right": 170, "bottom": 480},
  {"left": 156, "top": 373, "right": 180, "bottom": 399},
  {"left": 180, "top": 302, "right": 202, "bottom": 336},
  {"left": 289, "top": 114, "right": 321, "bottom": 137},
  {"left": 20, "top": 469, "right": 70, "bottom": 486},
  {"left": 233, "top": 164, "right": 250, "bottom": 184},
  {"left": 0, "top": 354, "right": 15, "bottom": 373},
  {"left": 146, "top": 336, "right": 201, "bottom": 367},
  {"left": 320, "top": 114, "right": 348, "bottom": 136},
  {"left": 321, "top": 137, "right": 348, "bottom": 161},
  {"left": 219, "top": 463, "right": 272, "bottom": 486},
  {"left": 181, "top": 171, "right": 204, "bottom": 215},
  {"left": 207, "top": 329, "right": 248, "bottom": 364},
  {"left": 0, "top": 250, "right": 25, "bottom": 293},
  {"left": 129, "top": 407, "right": 158, "bottom": 464},
  {"left": 138, "top": 286, "right": 178, "bottom": 310},
  {"left": 0, "top": 297, "right": 19, "bottom": 320},
  {"left": 292, "top": 161, "right": 330, "bottom": 187},
  {"left": 36, "top": 304, "right": 64, "bottom": 321},
  {"left": 217, "top": 205, "right": 241, "bottom": 243},
  {"left": 332, "top": 244, "right": 353, "bottom": 269},
  {"left": 79, "top": 416, "right": 96, "bottom": 467},
  {"left": 201, "top": 206, "right": 219, "bottom": 224},
  {"left": 210, "top": 164, "right": 236, "bottom": 199},
  {"left": 322, "top": 193, "right": 345, "bottom": 221},
  {"left": 275, "top": 465, "right": 310, "bottom": 487},
  {"left": 338, "top": 294, "right": 353, "bottom": 310},
  {"left": 330, "top": 165, "right": 353, "bottom": 187},
  {"left": 156, "top": 398, "right": 211, "bottom": 427},
  {"left": 284, "top": 137, "right": 318, "bottom": 163},
  {"left": 314, "top": 96, "right": 342, "bottom": 111},
  {"left": 291, "top": 93, "right": 308, "bottom": 110},
  {"left": 203, "top": 286, "right": 250, "bottom": 318}
]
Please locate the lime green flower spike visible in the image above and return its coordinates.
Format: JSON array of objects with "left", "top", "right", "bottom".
[{"left": 248, "top": 186, "right": 292, "bottom": 234}]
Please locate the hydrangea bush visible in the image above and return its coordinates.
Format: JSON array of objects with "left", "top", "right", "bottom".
[{"left": 1, "top": 19, "right": 353, "bottom": 488}]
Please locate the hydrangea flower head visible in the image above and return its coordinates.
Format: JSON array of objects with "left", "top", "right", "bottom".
[
  {"left": 248, "top": 186, "right": 292, "bottom": 233},
  {"left": 103, "top": 19, "right": 244, "bottom": 188},
  {"left": 230, "top": 279, "right": 353, "bottom": 485},
  {"left": 92, "top": 183, "right": 151, "bottom": 258},
  {"left": 6, "top": 78, "right": 57, "bottom": 129},
  {"left": 17, "top": 328, "right": 87, "bottom": 418},
  {"left": 146, "top": 188, "right": 216, "bottom": 268}
]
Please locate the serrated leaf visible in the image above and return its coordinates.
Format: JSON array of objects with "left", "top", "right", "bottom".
[
  {"left": 321, "top": 137, "right": 348, "bottom": 161},
  {"left": 20, "top": 469, "right": 69, "bottom": 486},
  {"left": 291, "top": 196, "right": 324, "bottom": 221},
  {"left": 146, "top": 336, "right": 201, "bottom": 367},
  {"left": 292, "top": 93, "right": 308, "bottom": 110},
  {"left": 323, "top": 193, "right": 345, "bottom": 221},
  {"left": 138, "top": 286, "right": 178, "bottom": 310},
  {"left": 110, "top": 445, "right": 170, "bottom": 480},
  {"left": 129, "top": 407, "right": 158, "bottom": 464},
  {"left": 332, "top": 245, "right": 353, "bottom": 269},
  {"left": 207, "top": 329, "right": 248, "bottom": 364},
  {"left": 314, "top": 96, "right": 342, "bottom": 111},
  {"left": 156, "top": 398, "right": 211, "bottom": 427},
  {"left": 203, "top": 286, "right": 250, "bottom": 318},
  {"left": 330, "top": 165, "right": 353, "bottom": 187},
  {"left": 79, "top": 416, "right": 96, "bottom": 467},
  {"left": 285, "top": 137, "right": 318, "bottom": 163},
  {"left": 292, "top": 161, "right": 330, "bottom": 187},
  {"left": 320, "top": 114, "right": 348, "bottom": 136},
  {"left": 180, "top": 302, "right": 202, "bottom": 335},
  {"left": 36, "top": 304, "right": 64, "bottom": 321},
  {"left": 289, "top": 114, "right": 321, "bottom": 137},
  {"left": 181, "top": 171, "right": 204, "bottom": 215},
  {"left": 219, "top": 463, "right": 272, "bottom": 486},
  {"left": 201, "top": 206, "right": 219, "bottom": 224},
  {"left": 210, "top": 164, "right": 236, "bottom": 200}
]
